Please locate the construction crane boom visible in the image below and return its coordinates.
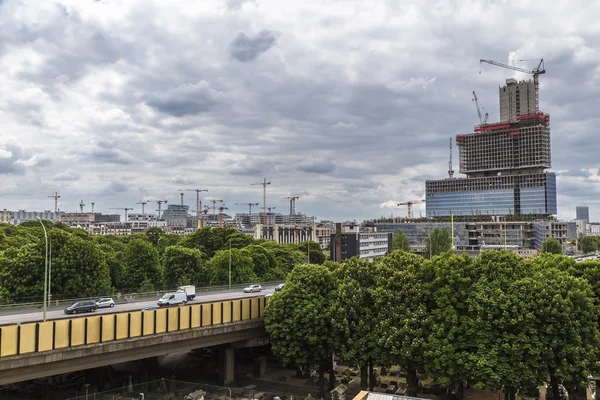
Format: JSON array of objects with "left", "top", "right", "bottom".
[
  {"left": 109, "top": 207, "right": 134, "bottom": 222},
  {"left": 48, "top": 192, "right": 60, "bottom": 216},
  {"left": 155, "top": 200, "right": 168, "bottom": 220},
  {"left": 252, "top": 178, "right": 271, "bottom": 225},
  {"left": 235, "top": 202, "right": 259, "bottom": 215},
  {"left": 397, "top": 199, "right": 426, "bottom": 219},
  {"left": 282, "top": 196, "right": 300, "bottom": 215},
  {"left": 179, "top": 189, "right": 209, "bottom": 229},
  {"left": 472, "top": 91, "right": 489, "bottom": 125},
  {"left": 136, "top": 200, "right": 148, "bottom": 214},
  {"left": 480, "top": 58, "right": 545, "bottom": 113}
]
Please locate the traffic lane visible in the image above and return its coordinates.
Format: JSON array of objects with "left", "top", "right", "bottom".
[
  {"left": 0, "top": 284, "right": 280, "bottom": 317},
  {"left": 0, "top": 289, "right": 274, "bottom": 325}
]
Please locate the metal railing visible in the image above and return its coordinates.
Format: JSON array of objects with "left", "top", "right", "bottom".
[{"left": 0, "top": 280, "right": 283, "bottom": 310}]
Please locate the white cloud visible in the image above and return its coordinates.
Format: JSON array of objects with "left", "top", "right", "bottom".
[{"left": 0, "top": 0, "right": 598, "bottom": 221}]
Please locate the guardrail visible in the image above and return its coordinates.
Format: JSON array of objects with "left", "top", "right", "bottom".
[{"left": 0, "top": 280, "right": 283, "bottom": 311}]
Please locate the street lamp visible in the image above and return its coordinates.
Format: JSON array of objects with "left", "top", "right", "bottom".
[
  {"left": 415, "top": 225, "right": 432, "bottom": 259},
  {"left": 36, "top": 218, "right": 49, "bottom": 321}
]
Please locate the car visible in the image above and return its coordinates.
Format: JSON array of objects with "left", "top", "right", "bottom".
[
  {"left": 142, "top": 306, "right": 157, "bottom": 311},
  {"left": 596, "top": 254, "right": 600, "bottom": 259},
  {"left": 95, "top": 298, "right": 115, "bottom": 308},
  {"left": 243, "top": 284, "right": 262, "bottom": 293},
  {"left": 64, "top": 300, "right": 98, "bottom": 314},
  {"left": 274, "top": 283, "right": 285, "bottom": 292}
]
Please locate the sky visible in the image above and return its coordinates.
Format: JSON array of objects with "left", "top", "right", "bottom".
[{"left": 0, "top": 0, "right": 599, "bottom": 222}]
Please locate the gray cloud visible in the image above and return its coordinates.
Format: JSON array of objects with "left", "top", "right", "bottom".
[
  {"left": 225, "top": 0, "right": 257, "bottom": 11},
  {"left": 108, "top": 181, "right": 128, "bottom": 193},
  {"left": 146, "top": 81, "right": 223, "bottom": 117},
  {"left": 53, "top": 171, "right": 81, "bottom": 181},
  {"left": 298, "top": 157, "right": 336, "bottom": 174},
  {"left": 229, "top": 30, "right": 279, "bottom": 62}
]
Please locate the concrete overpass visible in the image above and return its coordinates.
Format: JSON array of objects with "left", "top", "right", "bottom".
[{"left": 0, "top": 296, "right": 269, "bottom": 385}]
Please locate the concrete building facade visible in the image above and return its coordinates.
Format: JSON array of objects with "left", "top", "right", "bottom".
[
  {"left": 426, "top": 78, "right": 556, "bottom": 218},
  {"left": 330, "top": 223, "right": 392, "bottom": 262}
]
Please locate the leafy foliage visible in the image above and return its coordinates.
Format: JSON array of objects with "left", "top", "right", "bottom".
[
  {"left": 541, "top": 238, "right": 562, "bottom": 254},
  {"left": 163, "top": 246, "right": 208, "bottom": 287},
  {"left": 424, "top": 227, "right": 452, "bottom": 258},
  {"left": 122, "top": 239, "right": 162, "bottom": 292},
  {"left": 391, "top": 231, "right": 411, "bottom": 252}
]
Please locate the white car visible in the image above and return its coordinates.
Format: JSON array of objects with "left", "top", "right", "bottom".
[
  {"left": 95, "top": 298, "right": 115, "bottom": 308},
  {"left": 243, "top": 284, "right": 262, "bottom": 293}
]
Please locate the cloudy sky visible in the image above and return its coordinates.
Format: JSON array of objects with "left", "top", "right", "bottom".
[{"left": 0, "top": 0, "right": 599, "bottom": 222}]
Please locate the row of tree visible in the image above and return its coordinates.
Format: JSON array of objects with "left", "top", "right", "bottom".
[
  {"left": 265, "top": 250, "right": 600, "bottom": 400},
  {"left": 0, "top": 222, "right": 324, "bottom": 302}
]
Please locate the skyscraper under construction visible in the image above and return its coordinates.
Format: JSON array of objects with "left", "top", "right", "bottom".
[{"left": 425, "top": 77, "right": 557, "bottom": 217}]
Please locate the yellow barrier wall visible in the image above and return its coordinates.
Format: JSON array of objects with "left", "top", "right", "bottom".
[
  {"left": 101, "top": 315, "right": 115, "bottom": 342},
  {"left": 168, "top": 308, "right": 179, "bottom": 332},
  {"left": 71, "top": 318, "right": 85, "bottom": 346},
  {"left": 86, "top": 316, "right": 101, "bottom": 344},
  {"left": 251, "top": 298, "right": 259, "bottom": 319},
  {"left": 202, "top": 304, "right": 211, "bottom": 326},
  {"left": 116, "top": 314, "right": 129, "bottom": 340},
  {"left": 143, "top": 310, "right": 155, "bottom": 336},
  {"left": 223, "top": 301, "right": 232, "bottom": 323},
  {"left": 212, "top": 302, "right": 222, "bottom": 325},
  {"left": 1, "top": 325, "right": 18, "bottom": 357},
  {"left": 179, "top": 306, "right": 190, "bottom": 330},
  {"left": 54, "top": 320, "right": 70, "bottom": 349},
  {"left": 130, "top": 312, "right": 142, "bottom": 338},
  {"left": 0, "top": 296, "right": 267, "bottom": 358},
  {"left": 232, "top": 300, "right": 241, "bottom": 321},
  {"left": 18, "top": 323, "right": 36, "bottom": 354},
  {"left": 191, "top": 305, "right": 201, "bottom": 328},
  {"left": 241, "top": 299, "right": 250, "bottom": 320},
  {"left": 38, "top": 321, "right": 54, "bottom": 352},
  {"left": 155, "top": 308, "right": 167, "bottom": 334}
]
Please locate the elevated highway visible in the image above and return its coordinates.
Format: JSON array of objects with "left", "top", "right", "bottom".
[{"left": 0, "top": 294, "right": 271, "bottom": 385}]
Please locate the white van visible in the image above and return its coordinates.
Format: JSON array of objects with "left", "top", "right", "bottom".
[{"left": 157, "top": 291, "right": 187, "bottom": 307}]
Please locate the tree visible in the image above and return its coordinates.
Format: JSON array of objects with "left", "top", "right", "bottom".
[
  {"left": 392, "top": 231, "right": 411, "bottom": 252},
  {"left": 145, "top": 227, "right": 165, "bottom": 247},
  {"left": 424, "top": 227, "right": 452, "bottom": 258},
  {"left": 157, "top": 234, "right": 182, "bottom": 256},
  {"left": 259, "top": 242, "right": 306, "bottom": 274},
  {"left": 208, "top": 248, "right": 257, "bottom": 285},
  {"left": 516, "top": 267, "right": 600, "bottom": 400},
  {"left": 122, "top": 239, "right": 162, "bottom": 292},
  {"left": 264, "top": 264, "right": 338, "bottom": 399},
  {"left": 580, "top": 236, "right": 598, "bottom": 254},
  {"left": 422, "top": 252, "right": 475, "bottom": 399},
  {"left": 244, "top": 245, "right": 277, "bottom": 278},
  {"left": 542, "top": 238, "right": 562, "bottom": 254},
  {"left": 375, "top": 250, "right": 429, "bottom": 396},
  {"left": 332, "top": 257, "right": 381, "bottom": 391},
  {"left": 297, "top": 241, "right": 325, "bottom": 265},
  {"left": 163, "top": 246, "right": 209, "bottom": 288},
  {"left": 181, "top": 227, "right": 243, "bottom": 258}
]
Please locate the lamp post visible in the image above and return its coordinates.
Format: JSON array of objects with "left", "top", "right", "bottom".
[
  {"left": 36, "top": 218, "right": 48, "bottom": 321},
  {"left": 228, "top": 239, "right": 232, "bottom": 290},
  {"left": 415, "top": 225, "right": 432, "bottom": 259}
]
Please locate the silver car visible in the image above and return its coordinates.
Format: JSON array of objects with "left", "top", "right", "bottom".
[
  {"left": 96, "top": 298, "right": 115, "bottom": 308},
  {"left": 243, "top": 284, "right": 262, "bottom": 293}
]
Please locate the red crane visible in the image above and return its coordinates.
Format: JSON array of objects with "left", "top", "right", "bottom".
[
  {"left": 480, "top": 58, "right": 545, "bottom": 113},
  {"left": 397, "top": 200, "right": 425, "bottom": 219}
]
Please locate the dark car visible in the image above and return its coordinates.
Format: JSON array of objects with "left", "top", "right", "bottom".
[
  {"left": 64, "top": 300, "right": 98, "bottom": 314},
  {"left": 275, "top": 283, "right": 285, "bottom": 292}
]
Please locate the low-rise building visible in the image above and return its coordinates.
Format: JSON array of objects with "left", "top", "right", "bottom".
[{"left": 330, "top": 223, "right": 392, "bottom": 262}]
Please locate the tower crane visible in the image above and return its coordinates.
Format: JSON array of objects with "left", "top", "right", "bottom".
[
  {"left": 136, "top": 200, "right": 148, "bottom": 214},
  {"left": 252, "top": 178, "right": 271, "bottom": 225},
  {"left": 48, "top": 192, "right": 60, "bottom": 215},
  {"left": 217, "top": 205, "right": 229, "bottom": 227},
  {"left": 91, "top": 202, "right": 95, "bottom": 214},
  {"left": 267, "top": 206, "right": 276, "bottom": 213},
  {"left": 397, "top": 200, "right": 426, "bottom": 219},
  {"left": 472, "top": 91, "right": 489, "bottom": 125},
  {"left": 79, "top": 200, "right": 85, "bottom": 213},
  {"left": 179, "top": 189, "right": 208, "bottom": 217},
  {"left": 480, "top": 58, "right": 545, "bottom": 113},
  {"left": 207, "top": 199, "right": 224, "bottom": 215},
  {"left": 155, "top": 200, "right": 168, "bottom": 220},
  {"left": 109, "top": 207, "right": 134, "bottom": 222},
  {"left": 235, "top": 202, "right": 259, "bottom": 215},
  {"left": 282, "top": 196, "right": 300, "bottom": 215}
]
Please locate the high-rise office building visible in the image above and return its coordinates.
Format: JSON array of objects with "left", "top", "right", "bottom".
[
  {"left": 576, "top": 206, "right": 589, "bottom": 223},
  {"left": 426, "top": 78, "right": 557, "bottom": 217}
]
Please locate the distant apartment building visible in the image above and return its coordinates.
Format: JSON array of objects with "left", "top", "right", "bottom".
[
  {"left": 257, "top": 223, "right": 315, "bottom": 244},
  {"left": 161, "top": 204, "right": 190, "bottom": 227},
  {"left": 11, "top": 210, "right": 58, "bottom": 224},
  {"left": 61, "top": 213, "right": 96, "bottom": 229},
  {"left": 0, "top": 209, "right": 13, "bottom": 224},
  {"left": 235, "top": 212, "right": 314, "bottom": 227},
  {"left": 589, "top": 224, "right": 600, "bottom": 236},
  {"left": 95, "top": 213, "right": 121, "bottom": 223},
  {"left": 315, "top": 221, "right": 335, "bottom": 250},
  {"left": 330, "top": 223, "right": 392, "bottom": 262},
  {"left": 576, "top": 206, "right": 590, "bottom": 223}
]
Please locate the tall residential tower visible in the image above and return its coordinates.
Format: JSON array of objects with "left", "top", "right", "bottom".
[{"left": 425, "top": 78, "right": 557, "bottom": 217}]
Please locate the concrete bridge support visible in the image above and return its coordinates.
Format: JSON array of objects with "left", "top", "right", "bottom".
[{"left": 218, "top": 346, "right": 235, "bottom": 386}]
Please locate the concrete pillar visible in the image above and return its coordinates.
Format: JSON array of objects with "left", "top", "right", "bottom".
[
  {"left": 254, "top": 356, "right": 267, "bottom": 378},
  {"left": 219, "top": 347, "right": 235, "bottom": 386}
]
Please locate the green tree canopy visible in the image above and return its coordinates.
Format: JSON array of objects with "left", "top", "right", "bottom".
[
  {"left": 541, "top": 238, "right": 562, "bottom": 254},
  {"left": 163, "top": 246, "right": 209, "bottom": 288},
  {"left": 424, "top": 227, "right": 452, "bottom": 258},
  {"left": 145, "top": 227, "right": 165, "bottom": 247},
  {"left": 391, "top": 231, "right": 411, "bottom": 252},
  {"left": 580, "top": 236, "right": 599, "bottom": 253},
  {"left": 208, "top": 248, "right": 257, "bottom": 285},
  {"left": 157, "top": 234, "right": 183, "bottom": 256},
  {"left": 264, "top": 263, "right": 338, "bottom": 398},
  {"left": 122, "top": 239, "right": 162, "bottom": 292},
  {"left": 296, "top": 241, "right": 325, "bottom": 265}
]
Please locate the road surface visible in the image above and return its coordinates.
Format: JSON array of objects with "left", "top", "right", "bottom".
[{"left": 0, "top": 287, "right": 275, "bottom": 326}]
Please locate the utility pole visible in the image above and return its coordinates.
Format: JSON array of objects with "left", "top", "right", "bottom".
[{"left": 252, "top": 178, "right": 271, "bottom": 225}]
